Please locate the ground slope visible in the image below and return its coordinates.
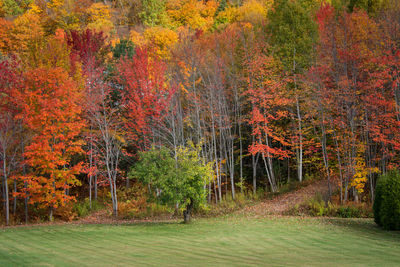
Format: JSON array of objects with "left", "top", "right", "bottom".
[{"left": 242, "top": 179, "right": 329, "bottom": 216}]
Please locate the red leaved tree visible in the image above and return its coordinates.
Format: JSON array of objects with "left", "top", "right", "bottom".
[
  {"left": 245, "top": 44, "right": 292, "bottom": 192},
  {"left": 117, "top": 48, "right": 175, "bottom": 150}
]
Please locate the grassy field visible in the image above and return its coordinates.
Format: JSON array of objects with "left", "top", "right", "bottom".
[{"left": 0, "top": 216, "right": 399, "bottom": 266}]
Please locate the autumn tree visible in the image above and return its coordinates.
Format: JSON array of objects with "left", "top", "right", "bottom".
[
  {"left": 245, "top": 42, "right": 291, "bottom": 192},
  {"left": 67, "top": 28, "right": 109, "bottom": 207},
  {"left": 85, "top": 65, "right": 123, "bottom": 217},
  {"left": 117, "top": 48, "right": 175, "bottom": 149},
  {"left": 17, "top": 67, "right": 84, "bottom": 221},
  {"left": 311, "top": 3, "right": 399, "bottom": 202},
  {"left": 267, "top": 0, "right": 318, "bottom": 182}
]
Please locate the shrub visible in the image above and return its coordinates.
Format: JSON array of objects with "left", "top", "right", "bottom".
[
  {"left": 54, "top": 202, "right": 78, "bottom": 221},
  {"left": 373, "top": 170, "right": 400, "bottom": 230},
  {"left": 73, "top": 198, "right": 104, "bottom": 218},
  {"left": 336, "top": 206, "right": 360, "bottom": 218},
  {"left": 287, "top": 193, "right": 372, "bottom": 218}
]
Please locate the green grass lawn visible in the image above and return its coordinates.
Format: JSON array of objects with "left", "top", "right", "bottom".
[{"left": 0, "top": 216, "right": 399, "bottom": 266}]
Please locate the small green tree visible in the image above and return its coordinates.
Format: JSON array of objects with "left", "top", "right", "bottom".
[
  {"left": 112, "top": 39, "right": 135, "bottom": 59},
  {"left": 130, "top": 143, "right": 214, "bottom": 223}
]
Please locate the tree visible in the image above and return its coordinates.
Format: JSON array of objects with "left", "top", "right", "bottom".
[
  {"left": 17, "top": 67, "right": 84, "bottom": 221},
  {"left": 117, "top": 48, "right": 175, "bottom": 149},
  {"left": 67, "top": 28, "right": 109, "bottom": 208},
  {"left": 130, "top": 143, "right": 214, "bottom": 223},
  {"left": 245, "top": 43, "right": 291, "bottom": 192},
  {"left": 10, "top": 7, "right": 44, "bottom": 60},
  {"left": 0, "top": 18, "right": 14, "bottom": 55},
  {"left": 139, "top": 0, "right": 170, "bottom": 27},
  {"left": 267, "top": 0, "right": 318, "bottom": 182},
  {"left": 166, "top": 0, "right": 217, "bottom": 31},
  {"left": 312, "top": 3, "right": 399, "bottom": 203},
  {"left": 85, "top": 66, "right": 123, "bottom": 217},
  {"left": 143, "top": 26, "right": 178, "bottom": 59},
  {"left": 86, "top": 3, "right": 114, "bottom": 36},
  {"left": 67, "top": 29, "right": 109, "bottom": 69},
  {"left": 112, "top": 39, "right": 135, "bottom": 59}
]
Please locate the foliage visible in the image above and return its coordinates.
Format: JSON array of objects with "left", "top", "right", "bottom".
[
  {"left": 67, "top": 29, "right": 109, "bottom": 67},
  {"left": 116, "top": 48, "right": 174, "bottom": 146},
  {"left": 139, "top": 0, "right": 170, "bottom": 27},
  {"left": 166, "top": 0, "right": 217, "bottom": 31},
  {"left": 0, "top": 18, "right": 13, "bottom": 54},
  {"left": 11, "top": 9, "right": 44, "bottom": 57},
  {"left": 237, "top": 0, "right": 270, "bottom": 24},
  {"left": 86, "top": 3, "right": 114, "bottom": 35},
  {"left": 1, "top": 0, "right": 400, "bottom": 224},
  {"left": 16, "top": 67, "right": 84, "bottom": 218},
  {"left": 112, "top": 38, "right": 135, "bottom": 59},
  {"left": 0, "top": 0, "right": 31, "bottom": 16},
  {"left": 54, "top": 202, "right": 78, "bottom": 221},
  {"left": 143, "top": 26, "right": 178, "bottom": 59},
  {"left": 373, "top": 170, "right": 400, "bottom": 230},
  {"left": 289, "top": 193, "right": 373, "bottom": 218},
  {"left": 73, "top": 198, "right": 104, "bottom": 217},
  {"left": 267, "top": 0, "right": 317, "bottom": 72},
  {"left": 351, "top": 147, "right": 379, "bottom": 194},
  {"left": 130, "top": 143, "right": 214, "bottom": 222}
]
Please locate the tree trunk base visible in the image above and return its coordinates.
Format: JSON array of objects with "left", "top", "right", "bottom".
[{"left": 183, "top": 200, "right": 193, "bottom": 224}]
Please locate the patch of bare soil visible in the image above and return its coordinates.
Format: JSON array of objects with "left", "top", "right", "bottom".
[{"left": 241, "top": 179, "right": 330, "bottom": 216}]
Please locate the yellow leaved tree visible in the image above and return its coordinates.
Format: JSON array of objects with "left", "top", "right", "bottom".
[
  {"left": 11, "top": 4, "right": 45, "bottom": 59},
  {"left": 351, "top": 146, "right": 379, "bottom": 194},
  {"left": 166, "top": 0, "right": 217, "bottom": 31},
  {"left": 129, "top": 27, "right": 178, "bottom": 59},
  {"left": 86, "top": 3, "right": 114, "bottom": 36}
]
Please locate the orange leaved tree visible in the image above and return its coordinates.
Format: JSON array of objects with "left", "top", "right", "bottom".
[{"left": 17, "top": 67, "right": 84, "bottom": 221}]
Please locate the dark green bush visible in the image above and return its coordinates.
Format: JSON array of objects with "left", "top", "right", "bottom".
[{"left": 373, "top": 170, "right": 400, "bottom": 230}]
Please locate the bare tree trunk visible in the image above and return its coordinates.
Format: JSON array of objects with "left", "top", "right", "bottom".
[
  {"left": 238, "top": 121, "right": 243, "bottom": 193},
  {"left": 333, "top": 130, "right": 344, "bottom": 204},
  {"left": 49, "top": 180, "right": 56, "bottom": 221},
  {"left": 3, "top": 152, "right": 9, "bottom": 225},
  {"left": 89, "top": 138, "right": 93, "bottom": 209},
  {"left": 49, "top": 207, "right": 53, "bottom": 222},
  {"left": 321, "top": 129, "right": 332, "bottom": 200},
  {"left": 252, "top": 135, "right": 260, "bottom": 195},
  {"left": 21, "top": 135, "right": 28, "bottom": 224},
  {"left": 210, "top": 110, "right": 221, "bottom": 202},
  {"left": 183, "top": 198, "right": 193, "bottom": 223},
  {"left": 89, "top": 175, "right": 92, "bottom": 209},
  {"left": 13, "top": 178, "right": 17, "bottom": 216},
  {"left": 24, "top": 180, "right": 28, "bottom": 224},
  {"left": 94, "top": 173, "right": 98, "bottom": 201},
  {"left": 296, "top": 95, "right": 303, "bottom": 182}
]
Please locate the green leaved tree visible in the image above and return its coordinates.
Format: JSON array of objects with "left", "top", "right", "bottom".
[{"left": 130, "top": 143, "right": 214, "bottom": 223}]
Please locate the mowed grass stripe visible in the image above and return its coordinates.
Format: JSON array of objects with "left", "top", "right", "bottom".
[{"left": 0, "top": 216, "right": 400, "bottom": 266}]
